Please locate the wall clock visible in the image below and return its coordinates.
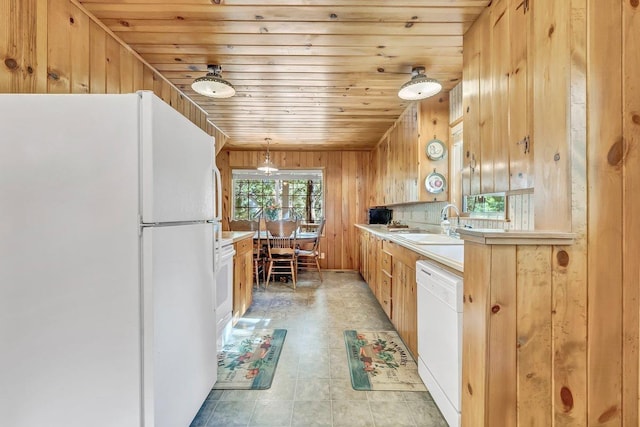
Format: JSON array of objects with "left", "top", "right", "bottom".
[{"left": 426, "top": 138, "right": 447, "bottom": 161}]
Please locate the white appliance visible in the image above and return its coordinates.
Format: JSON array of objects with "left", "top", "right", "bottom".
[
  {"left": 215, "top": 237, "right": 235, "bottom": 349},
  {"left": 416, "top": 260, "right": 464, "bottom": 427},
  {"left": 0, "top": 92, "right": 218, "bottom": 427}
]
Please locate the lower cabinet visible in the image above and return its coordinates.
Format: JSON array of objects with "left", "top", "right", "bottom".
[
  {"left": 232, "top": 237, "right": 254, "bottom": 323},
  {"left": 357, "top": 228, "right": 421, "bottom": 359}
]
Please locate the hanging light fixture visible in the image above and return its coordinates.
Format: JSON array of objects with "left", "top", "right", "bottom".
[
  {"left": 257, "top": 138, "right": 278, "bottom": 174},
  {"left": 398, "top": 66, "right": 442, "bottom": 101},
  {"left": 191, "top": 64, "right": 235, "bottom": 98}
]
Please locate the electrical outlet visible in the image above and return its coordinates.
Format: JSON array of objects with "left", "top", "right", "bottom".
[{"left": 320, "top": 252, "right": 325, "bottom": 259}]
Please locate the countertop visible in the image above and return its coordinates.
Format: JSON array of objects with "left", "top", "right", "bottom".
[
  {"left": 355, "top": 224, "right": 464, "bottom": 273},
  {"left": 457, "top": 228, "right": 575, "bottom": 245},
  {"left": 221, "top": 231, "right": 254, "bottom": 243}
]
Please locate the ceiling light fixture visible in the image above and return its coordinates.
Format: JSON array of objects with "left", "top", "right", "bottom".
[
  {"left": 257, "top": 138, "right": 278, "bottom": 174},
  {"left": 191, "top": 64, "right": 235, "bottom": 98},
  {"left": 398, "top": 66, "right": 442, "bottom": 101}
]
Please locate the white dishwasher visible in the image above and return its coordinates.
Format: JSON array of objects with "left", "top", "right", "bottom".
[{"left": 416, "top": 260, "right": 463, "bottom": 427}]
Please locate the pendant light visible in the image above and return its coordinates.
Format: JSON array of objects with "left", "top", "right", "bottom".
[
  {"left": 191, "top": 64, "right": 235, "bottom": 98},
  {"left": 398, "top": 66, "right": 442, "bottom": 101},
  {"left": 257, "top": 138, "right": 278, "bottom": 174}
]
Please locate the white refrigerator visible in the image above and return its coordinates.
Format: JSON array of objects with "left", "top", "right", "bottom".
[{"left": 0, "top": 91, "right": 219, "bottom": 427}]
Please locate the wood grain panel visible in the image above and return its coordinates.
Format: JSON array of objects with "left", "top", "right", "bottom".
[
  {"left": 88, "top": 20, "right": 106, "bottom": 93},
  {"left": 69, "top": 3, "right": 90, "bottom": 93},
  {"left": 462, "top": 242, "right": 491, "bottom": 427},
  {"left": 462, "top": 16, "right": 480, "bottom": 197},
  {"left": 587, "top": 0, "right": 624, "bottom": 425},
  {"left": 508, "top": 0, "right": 532, "bottom": 190},
  {"left": 487, "top": 245, "right": 516, "bottom": 427},
  {"left": 516, "top": 245, "right": 552, "bottom": 426},
  {"left": 476, "top": 9, "right": 492, "bottom": 196},
  {"left": 623, "top": 0, "right": 640, "bottom": 424},
  {"left": 489, "top": 0, "right": 509, "bottom": 193},
  {"left": 80, "top": 4, "right": 486, "bottom": 23},
  {"left": 553, "top": 1, "right": 588, "bottom": 425},
  {"left": 532, "top": 0, "right": 571, "bottom": 231},
  {"left": 47, "top": 0, "right": 72, "bottom": 93},
  {"left": 419, "top": 96, "right": 450, "bottom": 202},
  {"left": 0, "top": 0, "right": 47, "bottom": 92}
]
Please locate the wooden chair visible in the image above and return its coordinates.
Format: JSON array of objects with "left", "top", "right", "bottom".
[
  {"left": 296, "top": 218, "right": 325, "bottom": 281},
  {"left": 264, "top": 219, "right": 299, "bottom": 289},
  {"left": 228, "top": 219, "right": 265, "bottom": 288}
]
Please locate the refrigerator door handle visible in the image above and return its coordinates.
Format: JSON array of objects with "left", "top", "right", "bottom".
[
  {"left": 214, "top": 222, "right": 222, "bottom": 274},
  {"left": 213, "top": 166, "right": 223, "bottom": 222}
]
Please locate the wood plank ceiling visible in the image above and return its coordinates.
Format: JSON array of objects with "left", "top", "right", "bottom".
[{"left": 80, "top": 0, "right": 490, "bottom": 150}]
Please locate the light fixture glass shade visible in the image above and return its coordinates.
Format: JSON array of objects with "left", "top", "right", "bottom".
[
  {"left": 191, "top": 64, "right": 235, "bottom": 98},
  {"left": 257, "top": 157, "right": 278, "bottom": 173},
  {"left": 257, "top": 138, "right": 278, "bottom": 173},
  {"left": 398, "top": 67, "right": 442, "bottom": 101}
]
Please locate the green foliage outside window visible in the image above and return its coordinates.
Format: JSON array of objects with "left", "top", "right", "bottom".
[{"left": 232, "top": 176, "right": 323, "bottom": 221}]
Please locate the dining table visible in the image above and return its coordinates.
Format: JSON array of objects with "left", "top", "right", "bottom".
[{"left": 253, "top": 231, "right": 319, "bottom": 245}]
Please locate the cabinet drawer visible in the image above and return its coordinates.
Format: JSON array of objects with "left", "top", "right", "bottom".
[
  {"left": 235, "top": 237, "right": 253, "bottom": 255},
  {"left": 381, "top": 251, "right": 392, "bottom": 275}
]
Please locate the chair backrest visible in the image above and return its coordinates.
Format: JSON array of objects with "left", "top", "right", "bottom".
[
  {"left": 228, "top": 219, "right": 258, "bottom": 231},
  {"left": 310, "top": 218, "right": 325, "bottom": 251},
  {"left": 265, "top": 219, "right": 298, "bottom": 253}
]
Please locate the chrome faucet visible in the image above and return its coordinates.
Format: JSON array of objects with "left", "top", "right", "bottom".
[{"left": 440, "top": 203, "right": 460, "bottom": 237}]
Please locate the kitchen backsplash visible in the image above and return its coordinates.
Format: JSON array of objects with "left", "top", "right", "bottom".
[{"left": 390, "top": 192, "right": 535, "bottom": 231}]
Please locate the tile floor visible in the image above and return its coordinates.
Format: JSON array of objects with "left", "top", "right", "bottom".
[{"left": 190, "top": 271, "right": 448, "bottom": 427}]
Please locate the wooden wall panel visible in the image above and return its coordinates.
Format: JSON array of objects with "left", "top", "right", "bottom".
[
  {"left": 516, "top": 246, "right": 553, "bottom": 426},
  {"left": 218, "top": 150, "right": 369, "bottom": 270},
  {"left": 532, "top": 0, "right": 572, "bottom": 231},
  {"left": 88, "top": 20, "right": 105, "bottom": 93},
  {"left": 0, "top": 0, "right": 48, "bottom": 92},
  {"left": 622, "top": 1, "right": 640, "bottom": 425},
  {"left": 587, "top": 1, "right": 624, "bottom": 425},
  {"left": 487, "top": 245, "right": 516, "bottom": 427},
  {"left": 553, "top": 1, "right": 588, "bottom": 425},
  {"left": 419, "top": 96, "right": 450, "bottom": 202},
  {"left": 461, "top": 242, "right": 491, "bottom": 427},
  {"left": 69, "top": 3, "right": 89, "bottom": 93},
  {"left": 47, "top": 0, "right": 71, "bottom": 93}
]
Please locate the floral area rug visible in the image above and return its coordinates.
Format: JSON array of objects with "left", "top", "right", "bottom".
[
  {"left": 344, "top": 330, "right": 426, "bottom": 391},
  {"left": 213, "top": 328, "right": 286, "bottom": 390}
]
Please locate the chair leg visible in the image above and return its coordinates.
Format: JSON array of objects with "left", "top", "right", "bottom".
[
  {"left": 290, "top": 260, "right": 296, "bottom": 290},
  {"left": 266, "top": 260, "right": 274, "bottom": 289},
  {"left": 254, "top": 260, "right": 260, "bottom": 289},
  {"left": 315, "top": 256, "right": 322, "bottom": 282}
]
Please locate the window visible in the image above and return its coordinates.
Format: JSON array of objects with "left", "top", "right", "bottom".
[
  {"left": 463, "top": 192, "right": 506, "bottom": 219},
  {"left": 231, "top": 169, "right": 323, "bottom": 222}
]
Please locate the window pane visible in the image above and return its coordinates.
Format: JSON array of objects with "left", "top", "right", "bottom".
[{"left": 231, "top": 169, "right": 324, "bottom": 222}]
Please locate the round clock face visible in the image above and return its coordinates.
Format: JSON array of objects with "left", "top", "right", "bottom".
[{"left": 426, "top": 139, "right": 446, "bottom": 161}]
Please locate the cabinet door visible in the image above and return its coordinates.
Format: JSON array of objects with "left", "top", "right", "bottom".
[
  {"left": 233, "top": 252, "right": 243, "bottom": 322},
  {"left": 391, "top": 260, "right": 404, "bottom": 333},
  {"left": 508, "top": 0, "right": 533, "bottom": 190},
  {"left": 489, "top": 0, "right": 510, "bottom": 193},
  {"left": 243, "top": 250, "right": 253, "bottom": 311},
  {"left": 404, "top": 265, "right": 418, "bottom": 358},
  {"left": 380, "top": 272, "right": 392, "bottom": 319}
]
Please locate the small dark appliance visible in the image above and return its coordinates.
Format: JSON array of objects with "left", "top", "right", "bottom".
[{"left": 368, "top": 207, "right": 393, "bottom": 225}]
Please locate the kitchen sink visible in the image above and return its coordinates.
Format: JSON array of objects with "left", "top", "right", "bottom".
[{"left": 394, "top": 233, "right": 463, "bottom": 245}]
